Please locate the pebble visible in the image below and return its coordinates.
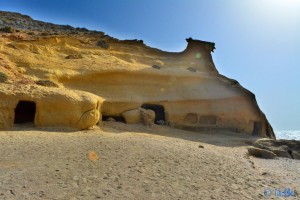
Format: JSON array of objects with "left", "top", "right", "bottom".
[
  {"left": 82, "top": 178, "right": 88, "bottom": 183},
  {"left": 73, "top": 176, "right": 79, "bottom": 181},
  {"left": 231, "top": 184, "right": 239, "bottom": 190},
  {"left": 72, "top": 182, "right": 79, "bottom": 188}
]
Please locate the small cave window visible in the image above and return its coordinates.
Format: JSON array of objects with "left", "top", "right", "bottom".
[
  {"left": 14, "top": 101, "right": 36, "bottom": 124},
  {"left": 184, "top": 113, "right": 198, "bottom": 124},
  {"left": 141, "top": 104, "right": 165, "bottom": 124},
  {"left": 198, "top": 115, "right": 217, "bottom": 125}
]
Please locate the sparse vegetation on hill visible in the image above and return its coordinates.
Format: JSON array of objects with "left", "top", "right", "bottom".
[
  {"left": 123, "top": 39, "right": 144, "bottom": 44},
  {"left": 0, "top": 11, "right": 111, "bottom": 37},
  {"left": 65, "top": 54, "right": 83, "bottom": 59},
  {"left": 0, "top": 72, "right": 8, "bottom": 83},
  {"left": 97, "top": 40, "right": 110, "bottom": 49},
  {"left": 0, "top": 26, "right": 15, "bottom": 33},
  {"left": 40, "top": 31, "right": 51, "bottom": 36}
]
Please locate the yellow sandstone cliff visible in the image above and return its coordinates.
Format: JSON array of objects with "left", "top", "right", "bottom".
[{"left": 0, "top": 11, "right": 275, "bottom": 138}]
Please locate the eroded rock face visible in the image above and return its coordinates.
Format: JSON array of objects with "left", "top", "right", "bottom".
[
  {"left": 252, "top": 139, "right": 300, "bottom": 159},
  {"left": 0, "top": 11, "right": 276, "bottom": 138},
  {"left": 0, "top": 83, "right": 102, "bottom": 130}
]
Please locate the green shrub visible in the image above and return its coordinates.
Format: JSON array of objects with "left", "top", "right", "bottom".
[
  {"left": 70, "top": 31, "right": 78, "bottom": 35},
  {"left": 27, "top": 31, "right": 35, "bottom": 35},
  {"left": 76, "top": 27, "right": 89, "bottom": 32},
  {"left": 0, "top": 72, "right": 8, "bottom": 83},
  {"left": 0, "top": 26, "right": 15, "bottom": 33},
  {"left": 97, "top": 40, "right": 109, "bottom": 49},
  {"left": 124, "top": 39, "right": 144, "bottom": 44},
  {"left": 40, "top": 32, "right": 50, "bottom": 36},
  {"left": 36, "top": 80, "right": 58, "bottom": 87}
]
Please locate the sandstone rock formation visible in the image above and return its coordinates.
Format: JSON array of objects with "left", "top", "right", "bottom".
[
  {"left": 0, "top": 83, "right": 101, "bottom": 130},
  {"left": 0, "top": 11, "right": 276, "bottom": 137}
]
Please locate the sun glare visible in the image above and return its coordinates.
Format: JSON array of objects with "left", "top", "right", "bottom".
[
  {"left": 264, "top": 0, "right": 300, "bottom": 10},
  {"left": 245, "top": 0, "right": 300, "bottom": 28}
]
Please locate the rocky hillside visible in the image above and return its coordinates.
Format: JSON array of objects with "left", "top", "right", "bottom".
[{"left": 0, "top": 10, "right": 102, "bottom": 34}]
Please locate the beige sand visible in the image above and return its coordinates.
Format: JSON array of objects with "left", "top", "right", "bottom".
[{"left": 0, "top": 123, "right": 298, "bottom": 200}]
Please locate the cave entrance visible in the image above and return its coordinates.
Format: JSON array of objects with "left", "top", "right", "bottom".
[
  {"left": 141, "top": 104, "right": 165, "bottom": 124},
  {"left": 252, "top": 121, "right": 262, "bottom": 136},
  {"left": 14, "top": 101, "right": 36, "bottom": 124},
  {"left": 102, "top": 116, "right": 125, "bottom": 123}
]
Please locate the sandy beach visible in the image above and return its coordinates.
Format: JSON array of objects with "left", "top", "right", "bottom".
[{"left": 0, "top": 122, "right": 299, "bottom": 200}]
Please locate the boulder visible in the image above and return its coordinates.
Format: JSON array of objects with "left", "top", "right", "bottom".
[
  {"left": 122, "top": 108, "right": 141, "bottom": 124},
  {"left": 121, "top": 108, "right": 155, "bottom": 125},
  {"left": 291, "top": 151, "right": 300, "bottom": 160},
  {"left": 253, "top": 139, "right": 300, "bottom": 160},
  {"left": 77, "top": 109, "right": 100, "bottom": 130},
  {"left": 248, "top": 147, "right": 277, "bottom": 159},
  {"left": 141, "top": 109, "right": 155, "bottom": 126},
  {"left": 271, "top": 149, "right": 292, "bottom": 159}
]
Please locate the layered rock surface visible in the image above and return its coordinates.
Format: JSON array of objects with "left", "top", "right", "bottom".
[
  {"left": 0, "top": 83, "right": 101, "bottom": 130},
  {"left": 0, "top": 11, "right": 275, "bottom": 137}
]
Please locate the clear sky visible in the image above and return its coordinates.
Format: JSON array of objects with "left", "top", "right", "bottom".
[{"left": 0, "top": 0, "right": 299, "bottom": 131}]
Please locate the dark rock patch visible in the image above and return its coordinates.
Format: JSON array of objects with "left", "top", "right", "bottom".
[
  {"left": 252, "top": 139, "right": 300, "bottom": 160},
  {"left": 36, "top": 80, "right": 58, "bottom": 88},
  {"left": 187, "top": 67, "right": 197, "bottom": 72},
  {"left": 152, "top": 65, "right": 160, "bottom": 69}
]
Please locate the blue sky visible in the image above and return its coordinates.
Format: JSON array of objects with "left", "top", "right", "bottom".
[{"left": 1, "top": 0, "right": 299, "bottom": 131}]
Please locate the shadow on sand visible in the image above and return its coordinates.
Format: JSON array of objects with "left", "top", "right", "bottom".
[
  {"left": 99, "top": 121, "right": 263, "bottom": 147},
  {"left": 2, "top": 121, "right": 264, "bottom": 147}
]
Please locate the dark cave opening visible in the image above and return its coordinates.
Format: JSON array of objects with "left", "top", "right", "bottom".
[
  {"left": 102, "top": 115, "right": 126, "bottom": 123},
  {"left": 14, "top": 101, "right": 36, "bottom": 124}
]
